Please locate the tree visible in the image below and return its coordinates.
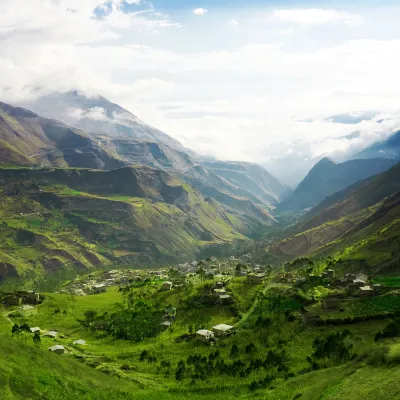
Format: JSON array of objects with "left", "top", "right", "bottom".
[
  {"left": 307, "top": 330, "right": 353, "bottom": 369},
  {"left": 245, "top": 343, "right": 256, "bottom": 354},
  {"left": 11, "top": 324, "right": 20, "bottom": 335},
  {"left": 236, "top": 264, "right": 241, "bottom": 274},
  {"left": 33, "top": 332, "right": 41, "bottom": 347},
  {"left": 230, "top": 344, "right": 239, "bottom": 358}
]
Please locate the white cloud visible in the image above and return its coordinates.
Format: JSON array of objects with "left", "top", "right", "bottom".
[
  {"left": 1, "top": 0, "right": 400, "bottom": 185},
  {"left": 271, "top": 8, "right": 363, "bottom": 26},
  {"left": 192, "top": 8, "right": 208, "bottom": 16}
]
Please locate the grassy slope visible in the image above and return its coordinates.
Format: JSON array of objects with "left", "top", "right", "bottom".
[
  {"left": 0, "top": 166, "right": 270, "bottom": 280},
  {"left": 3, "top": 277, "right": 400, "bottom": 399},
  {"left": 265, "top": 163, "right": 400, "bottom": 267}
]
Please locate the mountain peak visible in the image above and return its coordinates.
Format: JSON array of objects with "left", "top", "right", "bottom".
[{"left": 313, "top": 157, "right": 336, "bottom": 168}]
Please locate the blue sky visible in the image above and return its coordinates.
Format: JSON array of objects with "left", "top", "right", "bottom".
[{"left": 2, "top": 0, "right": 400, "bottom": 184}]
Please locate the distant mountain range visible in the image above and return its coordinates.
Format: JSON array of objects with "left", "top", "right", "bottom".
[
  {"left": 264, "top": 161, "right": 400, "bottom": 272},
  {"left": 0, "top": 94, "right": 290, "bottom": 272},
  {"left": 351, "top": 130, "right": 400, "bottom": 161},
  {"left": 18, "top": 92, "right": 292, "bottom": 209},
  {"left": 277, "top": 157, "right": 397, "bottom": 213}
]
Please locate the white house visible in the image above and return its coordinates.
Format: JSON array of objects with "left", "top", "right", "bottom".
[
  {"left": 196, "top": 329, "right": 215, "bottom": 341},
  {"left": 48, "top": 345, "right": 65, "bottom": 354},
  {"left": 212, "top": 324, "right": 234, "bottom": 337}
]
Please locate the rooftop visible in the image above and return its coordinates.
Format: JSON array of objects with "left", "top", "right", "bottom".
[
  {"left": 212, "top": 324, "right": 234, "bottom": 331},
  {"left": 196, "top": 329, "right": 213, "bottom": 335},
  {"left": 360, "top": 286, "right": 373, "bottom": 291}
]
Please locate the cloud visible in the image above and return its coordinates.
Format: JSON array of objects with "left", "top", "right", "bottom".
[
  {"left": 324, "top": 111, "right": 379, "bottom": 124},
  {"left": 192, "top": 8, "right": 208, "bottom": 16},
  {"left": 1, "top": 0, "right": 400, "bottom": 185},
  {"left": 271, "top": 8, "right": 363, "bottom": 26}
]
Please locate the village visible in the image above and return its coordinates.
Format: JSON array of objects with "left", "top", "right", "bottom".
[{"left": 1, "top": 254, "right": 398, "bottom": 358}]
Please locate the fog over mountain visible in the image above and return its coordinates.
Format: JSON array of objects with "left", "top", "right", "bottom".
[{"left": 3, "top": 0, "right": 400, "bottom": 183}]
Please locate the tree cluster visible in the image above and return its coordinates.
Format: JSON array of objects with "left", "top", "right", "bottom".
[{"left": 307, "top": 330, "right": 354, "bottom": 370}]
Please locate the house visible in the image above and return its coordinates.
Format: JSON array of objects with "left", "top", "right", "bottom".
[
  {"left": 161, "top": 281, "right": 173, "bottom": 291},
  {"left": 353, "top": 279, "right": 367, "bottom": 287},
  {"left": 218, "top": 294, "right": 233, "bottom": 305},
  {"left": 44, "top": 330, "right": 58, "bottom": 338},
  {"left": 165, "top": 306, "right": 177, "bottom": 318},
  {"left": 247, "top": 273, "right": 266, "bottom": 284},
  {"left": 196, "top": 329, "right": 215, "bottom": 341},
  {"left": 213, "top": 288, "right": 226, "bottom": 297},
  {"left": 323, "top": 297, "right": 340, "bottom": 309},
  {"left": 359, "top": 286, "right": 374, "bottom": 296},
  {"left": 30, "top": 327, "right": 41, "bottom": 333},
  {"left": 48, "top": 345, "right": 65, "bottom": 354},
  {"left": 212, "top": 324, "right": 235, "bottom": 337},
  {"left": 372, "top": 283, "right": 382, "bottom": 293},
  {"left": 5, "top": 296, "right": 22, "bottom": 306},
  {"left": 73, "top": 340, "right": 86, "bottom": 345},
  {"left": 323, "top": 269, "right": 335, "bottom": 279},
  {"left": 344, "top": 273, "right": 357, "bottom": 283},
  {"left": 26, "top": 291, "right": 40, "bottom": 304}
]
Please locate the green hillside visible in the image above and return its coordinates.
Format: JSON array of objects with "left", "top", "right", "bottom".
[
  {"left": 0, "top": 165, "right": 277, "bottom": 282},
  {"left": 265, "top": 163, "right": 400, "bottom": 268},
  {"left": 3, "top": 263, "right": 400, "bottom": 400}
]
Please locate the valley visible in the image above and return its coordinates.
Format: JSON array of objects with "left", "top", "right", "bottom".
[{"left": 0, "top": 94, "right": 399, "bottom": 400}]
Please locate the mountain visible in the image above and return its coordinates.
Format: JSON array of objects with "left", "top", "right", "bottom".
[
  {"left": 0, "top": 102, "right": 126, "bottom": 170},
  {"left": 20, "top": 93, "right": 292, "bottom": 207},
  {"left": 22, "top": 91, "right": 190, "bottom": 154},
  {"left": 202, "top": 161, "right": 291, "bottom": 205},
  {"left": 264, "top": 161, "right": 400, "bottom": 268},
  {"left": 0, "top": 165, "right": 276, "bottom": 280},
  {"left": 277, "top": 157, "right": 397, "bottom": 213},
  {"left": 352, "top": 130, "right": 400, "bottom": 160},
  {"left": 263, "top": 154, "right": 324, "bottom": 188}
]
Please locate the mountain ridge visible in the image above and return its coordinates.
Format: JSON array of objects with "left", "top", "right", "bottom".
[{"left": 278, "top": 156, "right": 397, "bottom": 212}]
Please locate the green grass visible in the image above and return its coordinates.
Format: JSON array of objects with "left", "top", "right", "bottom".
[{"left": 373, "top": 276, "right": 400, "bottom": 288}]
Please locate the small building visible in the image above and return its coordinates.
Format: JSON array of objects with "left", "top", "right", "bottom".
[
  {"left": 344, "top": 273, "right": 357, "bottom": 282},
  {"left": 218, "top": 294, "right": 233, "bottom": 305},
  {"left": 196, "top": 329, "right": 215, "bottom": 341},
  {"left": 247, "top": 273, "right": 266, "bottom": 284},
  {"left": 160, "top": 321, "right": 172, "bottom": 328},
  {"left": 212, "top": 324, "right": 235, "bottom": 337},
  {"left": 5, "top": 296, "right": 22, "bottom": 306},
  {"left": 44, "top": 330, "right": 58, "bottom": 338},
  {"left": 48, "top": 345, "right": 65, "bottom": 354},
  {"left": 161, "top": 281, "right": 173, "bottom": 291},
  {"left": 359, "top": 286, "right": 374, "bottom": 296},
  {"left": 372, "top": 283, "right": 382, "bottom": 293},
  {"left": 73, "top": 340, "right": 86, "bottom": 345},
  {"left": 26, "top": 291, "right": 40, "bottom": 304},
  {"left": 165, "top": 306, "right": 177, "bottom": 318},
  {"left": 353, "top": 279, "right": 367, "bottom": 288},
  {"left": 215, "top": 281, "right": 224, "bottom": 289},
  {"left": 30, "top": 327, "right": 41, "bottom": 333},
  {"left": 323, "top": 297, "right": 340, "bottom": 309},
  {"left": 213, "top": 288, "right": 226, "bottom": 297},
  {"left": 323, "top": 269, "right": 335, "bottom": 279}
]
